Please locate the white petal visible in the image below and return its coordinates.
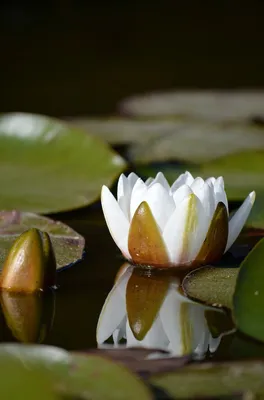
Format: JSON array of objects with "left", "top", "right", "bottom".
[
  {"left": 126, "top": 317, "right": 169, "bottom": 350},
  {"left": 101, "top": 186, "right": 130, "bottom": 258},
  {"left": 170, "top": 171, "right": 194, "bottom": 193},
  {"left": 149, "top": 172, "right": 170, "bottom": 192},
  {"left": 163, "top": 194, "right": 207, "bottom": 264},
  {"left": 145, "top": 177, "right": 154, "bottom": 186},
  {"left": 145, "top": 183, "right": 175, "bottom": 231},
  {"left": 191, "top": 177, "right": 204, "bottom": 193},
  {"left": 113, "top": 317, "right": 127, "bottom": 345},
  {"left": 117, "top": 174, "right": 128, "bottom": 201},
  {"left": 193, "top": 329, "right": 210, "bottom": 359},
  {"left": 225, "top": 191, "right": 256, "bottom": 251},
  {"left": 96, "top": 269, "right": 131, "bottom": 344},
  {"left": 214, "top": 177, "right": 228, "bottom": 213},
  {"left": 205, "top": 177, "right": 216, "bottom": 186},
  {"left": 127, "top": 172, "right": 139, "bottom": 189},
  {"left": 130, "top": 178, "right": 148, "bottom": 220},
  {"left": 209, "top": 335, "right": 221, "bottom": 354},
  {"left": 173, "top": 185, "right": 193, "bottom": 206},
  {"left": 193, "top": 182, "right": 215, "bottom": 223}
]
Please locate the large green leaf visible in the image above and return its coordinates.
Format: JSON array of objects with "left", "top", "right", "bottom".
[
  {"left": 120, "top": 90, "right": 264, "bottom": 121},
  {"left": 64, "top": 354, "right": 152, "bottom": 400},
  {"left": 150, "top": 360, "right": 264, "bottom": 399},
  {"left": 0, "top": 113, "right": 125, "bottom": 213},
  {"left": 137, "top": 150, "right": 262, "bottom": 203},
  {"left": 0, "top": 344, "right": 70, "bottom": 378},
  {"left": 201, "top": 150, "right": 264, "bottom": 200},
  {"left": 0, "top": 211, "right": 85, "bottom": 270},
  {"left": 67, "top": 116, "right": 185, "bottom": 144},
  {"left": 0, "top": 345, "right": 63, "bottom": 399},
  {"left": 233, "top": 238, "right": 264, "bottom": 342},
  {"left": 130, "top": 121, "right": 264, "bottom": 164},
  {"left": 182, "top": 267, "right": 238, "bottom": 309}
]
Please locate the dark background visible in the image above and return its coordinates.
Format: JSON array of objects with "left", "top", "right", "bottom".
[{"left": 1, "top": 1, "right": 264, "bottom": 117}]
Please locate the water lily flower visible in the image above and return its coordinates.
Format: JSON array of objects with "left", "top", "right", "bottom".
[
  {"left": 101, "top": 172, "right": 255, "bottom": 268},
  {"left": 96, "top": 266, "right": 222, "bottom": 358}
]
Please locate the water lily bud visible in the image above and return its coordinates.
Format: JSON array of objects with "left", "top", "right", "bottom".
[
  {"left": 1, "top": 290, "right": 55, "bottom": 343},
  {"left": 1, "top": 228, "right": 57, "bottom": 293}
]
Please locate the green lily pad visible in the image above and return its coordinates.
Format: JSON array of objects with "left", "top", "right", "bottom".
[
  {"left": 66, "top": 116, "right": 186, "bottom": 145},
  {"left": 129, "top": 120, "right": 264, "bottom": 164},
  {"left": 65, "top": 354, "right": 152, "bottom": 400},
  {"left": 137, "top": 149, "right": 263, "bottom": 202},
  {"left": 0, "top": 113, "right": 125, "bottom": 213},
  {"left": 0, "top": 344, "right": 70, "bottom": 378},
  {"left": 0, "top": 346, "right": 62, "bottom": 399},
  {"left": 150, "top": 360, "right": 264, "bottom": 399},
  {"left": 120, "top": 90, "right": 264, "bottom": 121},
  {"left": 0, "top": 211, "right": 85, "bottom": 270},
  {"left": 243, "top": 196, "right": 264, "bottom": 229},
  {"left": 201, "top": 150, "right": 264, "bottom": 200},
  {"left": 233, "top": 238, "right": 264, "bottom": 342},
  {"left": 182, "top": 267, "right": 239, "bottom": 309}
]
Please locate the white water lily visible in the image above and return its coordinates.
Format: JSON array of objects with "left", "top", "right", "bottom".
[
  {"left": 101, "top": 171, "right": 255, "bottom": 268},
  {"left": 96, "top": 266, "right": 223, "bottom": 358}
]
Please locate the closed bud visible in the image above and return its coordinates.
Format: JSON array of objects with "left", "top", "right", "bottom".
[{"left": 1, "top": 228, "right": 57, "bottom": 293}]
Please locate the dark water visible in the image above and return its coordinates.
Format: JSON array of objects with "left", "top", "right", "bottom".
[
  {"left": 1, "top": 201, "right": 264, "bottom": 363},
  {"left": 0, "top": 205, "right": 118, "bottom": 350}
]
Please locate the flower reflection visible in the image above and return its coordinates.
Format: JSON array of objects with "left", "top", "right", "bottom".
[{"left": 97, "top": 265, "right": 226, "bottom": 359}]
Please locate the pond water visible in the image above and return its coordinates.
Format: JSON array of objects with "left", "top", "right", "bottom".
[{"left": 1, "top": 201, "right": 264, "bottom": 364}]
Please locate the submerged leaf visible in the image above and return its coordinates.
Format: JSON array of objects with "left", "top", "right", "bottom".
[
  {"left": 150, "top": 360, "right": 264, "bottom": 398},
  {"left": 182, "top": 267, "right": 238, "bottom": 309},
  {"left": 233, "top": 238, "right": 264, "bottom": 342},
  {"left": 0, "top": 211, "right": 85, "bottom": 270},
  {"left": 0, "top": 113, "right": 125, "bottom": 213}
]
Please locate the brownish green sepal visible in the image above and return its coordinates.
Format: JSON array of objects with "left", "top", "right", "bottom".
[{"left": 1, "top": 228, "right": 57, "bottom": 293}]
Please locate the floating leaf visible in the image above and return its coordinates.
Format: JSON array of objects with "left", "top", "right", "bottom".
[
  {"left": 182, "top": 267, "right": 238, "bottom": 309},
  {"left": 201, "top": 150, "right": 264, "bottom": 200},
  {"left": 129, "top": 121, "right": 264, "bottom": 164},
  {"left": 0, "top": 344, "right": 70, "bottom": 378},
  {"left": 0, "top": 356, "right": 57, "bottom": 399},
  {"left": 65, "top": 354, "right": 152, "bottom": 400},
  {"left": 246, "top": 196, "right": 264, "bottom": 229},
  {"left": 0, "top": 113, "right": 125, "bottom": 213},
  {"left": 150, "top": 360, "right": 264, "bottom": 399},
  {"left": 120, "top": 90, "right": 264, "bottom": 121},
  {"left": 0, "top": 344, "right": 70, "bottom": 399},
  {"left": 233, "top": 238, "right": 264, "bottom": 342},
  {"left": 83, "top": 348, "right": 190, "bottom": 375},
  {"left": 66, "top": 116, "right": 185, "bottom": 145},
  {"left": 0, "top": 211, "right": 85, "bottom": 270}
]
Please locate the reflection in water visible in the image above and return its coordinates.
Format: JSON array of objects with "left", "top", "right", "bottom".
[
  {"left": 97, "top": 265, "right": 224, "bottom": 359},
  {"left": 0, "top": 290, "right": 55, "bottom": 343}
]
